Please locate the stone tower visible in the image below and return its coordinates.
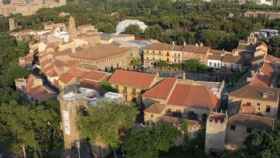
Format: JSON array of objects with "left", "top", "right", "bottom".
[
  {"left": 205, "top": 112, "right": 228, "bottom": 154},
  {"left": 68, "top": 16, "right": 77, "bottom": 39},
  {"left": 9, "top": 18, "right": 16, "bottom": 31},
  {"left": 58, "top": 86, "right": 87, "bottom": 152}
]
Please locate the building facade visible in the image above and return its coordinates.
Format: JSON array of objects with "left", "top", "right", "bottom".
[
  {"left": 0, "top": 0, "right": 66, "bottom": 17},
  {"left": 109, "top": 70, "right": 158, "bottom": 102}
]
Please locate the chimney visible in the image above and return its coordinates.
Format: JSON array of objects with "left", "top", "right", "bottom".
[
  {"left": 183, "top": 41, "right": 186, "bottom": 47},
  {"left": 233, "top": 49, "right": 239, "bottom": 56},
  {"left": 171, "top": 41, "right": 175, "bottom": 50},
  {"left": 71, "top": 47, "right": 76, "bottom": 53},
  {"left": 182, "top": 72, "right": 186, "bottom": 80}
]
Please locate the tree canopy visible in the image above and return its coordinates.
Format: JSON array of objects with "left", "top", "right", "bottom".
[
  {"left": 123, "top": 123, "right": 180, "bottom": 158},
  {"left": 79, "top": 101, "right": 138, "bottom": 149},
  {"left": 182, "top": 59, "right": 209, "bottom": 72},
  {"left": 0, "top": 100, "right": 63, "bottom": 158}
]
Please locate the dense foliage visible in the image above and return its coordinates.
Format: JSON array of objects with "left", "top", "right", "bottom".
[
  {"left": 0, "top": 0, "right": 278, "bottom": 52},
  {"left": 0, "top": 33, "right": 63, "bottom": 158},
  {"left": 79, "top": 101, "right": 138, "bottom": 149},
  {"left": 0, "top": 0, "right": 280, "bottom": 157},
  {"left": 123, "top": 123, "right": 180, "bottom": 158},
  {"left": 0, "top": 101, "right": 63, "bottom": 158},
  {"left": 223, "top": 125, "right": 280, "bottom": 158}
]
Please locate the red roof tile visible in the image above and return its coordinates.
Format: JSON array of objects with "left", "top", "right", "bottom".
[
  {"left": 59, "top": 67, "right": 108, "bottom": 85},
  {"left": 143, "top": 78, "right": 176, "bottom": 100},
  {"left": 260, "top": 62, "right": 273, "bottom": 77},
  {"left": 167, "top": 84, "right": 219, "bottom": 109},
  {"left": 264, "top": 55, "right": 280, "bottom": 64},
  {"left": 250, "top": 74, "right": 271, "bottom": 88},
  {"left": 59, "top": 73, "right": 76, "bottom": 84},
  {"left": 109, "top": 70, "right": 156, "bottom": 89},
  {"left": 82, "top": 70, "right": 108, "bottom": 82}
]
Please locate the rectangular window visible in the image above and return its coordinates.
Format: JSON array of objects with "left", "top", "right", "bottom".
[
  {"left": 266, "top": 106, "right": 271, "bottom": 113},
  {"left": 247, "top": 128, "right": 252, "bottom": 133},
  {"left": 230, "top": 125, "right": 236, "bottom": 131}
]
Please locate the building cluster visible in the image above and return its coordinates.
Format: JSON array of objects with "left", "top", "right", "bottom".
[
  {"left": 12, "top": 16, "right": 280, "bottom": 157},
  {"left": 205, "top": 53, "right": 280, "bottom": 153},
  {"left": 0, "top": 0, "right": 66, "bottom": 17},
  {"left": 14, "top": 16, "right": 147, "bottom": 102},
  {"left": 143, "top": 42, "right": 244, "bottom": 71}
]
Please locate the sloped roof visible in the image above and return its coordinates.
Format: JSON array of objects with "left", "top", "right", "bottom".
[
  {"left": 109, "top": 70, "right": 156, "bottom": 89},
  {"left": 167, "top": 83, "right": 219, "bottom": 109},
  {"left": 145, "top": 104, "right": 166, "bottom": 114},
  {"left": 228, "top": 114, "right": 274, "bottom": 129},
  {"left": 143, "top": 78, "right": 176, "bottom": 100},
  {"left": 70, "top": 44, "right": 130, "bottom": 60},
  {"left": 229, "top": 84, "right": 280, "bottom": 102}
]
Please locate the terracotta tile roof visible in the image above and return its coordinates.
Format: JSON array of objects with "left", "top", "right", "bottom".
[
  {"left": 23, "top": 74, "right": 55, "bottom": 101},
  {"left": 109, "top": 70, "right": 157, "bottom": 89},
  {"left": 82, "top": 70, "right": 109, "bottom": 82},
  {"left": 167, "top": 83, "right": 219, "bottom": 109},
  {"left": 58, "top": 72, "right": 77, "bottom": 84},
  {"left": 250, "top": 74, "right": 271, "bottom": 88},
  {"left": 59, "top": 67, "right": 108, "bottom": 85},
  {"left": 208, "top": 53, "right": 223, "bottom": 60},
  {"left": 230, "top": 84, "right": 280, "bottom": 102},
  {"left": 222, "top": 54, "right": 242, "bottom": 63},
  {"left": 145, "top": 104, "right": 166, "bottom": 114},
  {"left": 260, "top": 62, "right": 273, "bottom": 77},
  {"left": 26, "top": 74, "right": 36, "bottom": 91},
  {"left": 143, "top": 78, "right": 176, "bottom": 100},
  {"left": 265, "top": 55, "right": 280, "bottom": 64},
  {"left": 228, "top": 114, "right": 274, "bottom": 129},
  {"left": 70, "top": 44, "right": 130, "bottom": 60},
  {"left": 27, "top": 86, "right": 55, "bottom": 101},
  {"left": 181, "top": 45, "right": 210, "bottom": 54}
]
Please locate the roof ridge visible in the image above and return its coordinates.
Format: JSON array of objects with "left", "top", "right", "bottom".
[{"left": 165, "top": 79, "right": 178, "bottom": 104}]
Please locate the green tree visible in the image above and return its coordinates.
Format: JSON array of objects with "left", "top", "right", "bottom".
[
  {"left": 79, "top": 101, "right": 138, "bottom": 148},
  {"left": 0, "top": 101, "right": 63, "bottom": 158},
  {"left": 123, "top": 123, "right": 180, "bottom": 158},
  {"left": 124, "top": 24, "right": 143, "bottom": 35},
  {"left": 99, "top": 80, "right": 117, "bottom": 93},
  {"left": 130, "top": 57, "right": 142, "bottom": 70},
  {"left": 269, "top": 36, "right": 280, "bottom": 57},
  {"left": 182, "top": 59, "right": 208, "bottom": 72},
  {"left": 144, "top": 25, "right": 163, "bottom": 40}
]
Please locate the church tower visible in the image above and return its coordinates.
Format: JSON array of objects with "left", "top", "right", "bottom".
[
  {"left": 205, "top": 112, "right": 228, "bottom": 154},
  {"left": 68, "top": 16, "right": 77, "bottom": 40}
]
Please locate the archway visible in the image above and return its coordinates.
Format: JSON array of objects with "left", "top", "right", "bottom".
[{"left": 115, "top": 19, "right": 147, "bottom": 35}]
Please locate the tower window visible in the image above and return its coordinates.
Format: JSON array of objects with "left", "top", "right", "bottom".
[
  {"left": 230, "top": 125, "right": 236, "bottom": 131},
  {"left": 247, "top": 128, "right": 252, "bottom": 133},
  {"left": 266, "top": 106, "right": 271, "bottom": 113}
]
